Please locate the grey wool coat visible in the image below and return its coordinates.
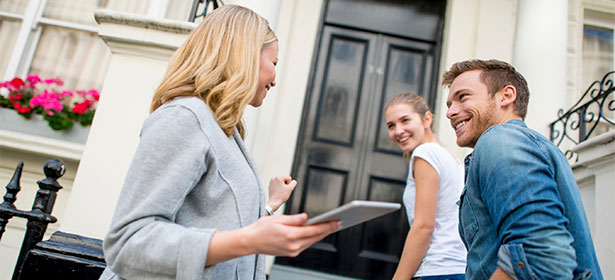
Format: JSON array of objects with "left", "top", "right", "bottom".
[{"left": 99, "top": 96, "right": 266, "bottom": 280}]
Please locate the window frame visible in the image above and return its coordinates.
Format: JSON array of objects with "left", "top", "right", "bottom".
[{"left": 1, "top": 0, "right": 173, "bottom": 81}]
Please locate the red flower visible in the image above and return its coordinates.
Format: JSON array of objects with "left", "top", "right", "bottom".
[
  {"left": 9, "top": 93, "right": 23, "bottom": 102},
  {"left": 72, "top": 100, "right": 92, "bottom": 114},
  {"left": 13, "top": 103, "right": 32, "bottom": 114},
  {"left": 10, "top": 78, "right": 24, "bottom": 89}
]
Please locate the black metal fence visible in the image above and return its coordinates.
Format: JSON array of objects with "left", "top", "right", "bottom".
[
  {"left": 0, "top": 160, "right": 104, "bottom": 279},
  {"left": 550, "top": 71, "right": 615, "bottom": 161}
]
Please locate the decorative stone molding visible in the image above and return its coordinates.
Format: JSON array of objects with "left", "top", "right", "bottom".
[
  {"left": 94, "top": 9, "right": 196, "bottom": 59},
  {"left": 94, "top": 9, "right": 195, "bottom": 34},
  {"left": 571, "top": 130, "right": 615, "bottom": 168}
]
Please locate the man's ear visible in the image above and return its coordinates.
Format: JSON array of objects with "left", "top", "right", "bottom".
[{"left": 499, "top": 85, "right": 517, "bottom": 108}]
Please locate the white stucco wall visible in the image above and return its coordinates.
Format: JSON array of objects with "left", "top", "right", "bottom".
[
  {"left": 59, "top": 10, "right": 195, "bottom": 238},
  {"left": 2, "top": 0, "right": 611, "bottom": 278},
  {"left": 436, "top": 0, "right": 518, "bottom": 160}
]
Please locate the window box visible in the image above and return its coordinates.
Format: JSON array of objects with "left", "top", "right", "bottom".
[{"left": 0, "top": 107, "right": 89, "bottom": 144}]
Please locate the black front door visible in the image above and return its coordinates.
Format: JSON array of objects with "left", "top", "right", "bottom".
[{"left": 276, "top": 1, "right": 445, "bottom": 279}]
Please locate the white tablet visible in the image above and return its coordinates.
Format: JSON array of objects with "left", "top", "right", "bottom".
[{"left": 304, "top": 200, "right": 401, "bottom": 232}]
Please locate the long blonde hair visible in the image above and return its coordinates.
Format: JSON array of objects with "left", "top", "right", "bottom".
[{"left": 150, "top": 5, "right": 277, "bottom": 138}]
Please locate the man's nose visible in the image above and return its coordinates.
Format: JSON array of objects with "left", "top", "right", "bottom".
[{"left": 446, "top": 103, "right": 458, "bottom": 120}]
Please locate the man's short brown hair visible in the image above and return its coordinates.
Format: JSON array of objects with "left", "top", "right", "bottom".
[{"left": 442, "top": 59, "right": 530, "bottom": 119}]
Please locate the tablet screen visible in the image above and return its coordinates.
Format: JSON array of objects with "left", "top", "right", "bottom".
[{"left": 304, "top": 200, "right": 401, "bottom": 231}]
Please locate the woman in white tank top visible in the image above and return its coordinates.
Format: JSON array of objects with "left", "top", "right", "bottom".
[{"left": 385, "top": 93, "right": 466, "bottom": 280}]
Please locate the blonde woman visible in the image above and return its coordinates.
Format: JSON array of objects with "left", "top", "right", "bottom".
[
  {"left": 99, "top": 5, "right": 339, "bottom": 280},
  {"left": 385, "top": 93, "right": 466, "bottom": 280}
]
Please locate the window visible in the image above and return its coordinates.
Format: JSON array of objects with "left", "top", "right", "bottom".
[
  {"left": 582, "top": 9, "right": 614, "bottom": 88},
  {"left": 581, "top": 8, "right": 614, "bottom": 138},
  {"left": 0, "top": 0, "right": 193, "bottom": 90}
]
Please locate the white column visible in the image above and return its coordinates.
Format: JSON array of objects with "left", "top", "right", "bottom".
[
  {"left": 512, "top": 0, "right": 568, "bottom": 136},
  {"left": 437, "top": 0, "right": 518, "bottom": 161},
  {"left": 59, "top": 10, "right": 195, "bottom": 238}
]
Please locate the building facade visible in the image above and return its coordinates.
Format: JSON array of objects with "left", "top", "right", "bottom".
[{"left": 0, "top": 0, "right": 613, "bottom": 279}]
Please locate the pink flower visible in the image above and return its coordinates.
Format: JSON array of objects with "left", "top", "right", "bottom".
[
  {"left": 26, "top": 75, "right": 42, "bottom": 84},
  {"left": 60, "top": 90, "right": 73, "bottom": 98},
  {"left": 87, "top": 89, "right": 100, "bottom": 101},
  {"left": 43, "top": 78, "right": 63, "bottom": 86},
  {"left": 29, "top": 91, "right": 64, "bottom": 115},
  {"left": 1, "top": 75, "right": 100, "bottom": 131}
]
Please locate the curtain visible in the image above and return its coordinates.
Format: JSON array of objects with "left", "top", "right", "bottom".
[{"left": 28, "top": 25, "right": 111, "bottom": 90}]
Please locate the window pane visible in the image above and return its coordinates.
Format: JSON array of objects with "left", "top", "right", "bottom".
[
  {"left": 582, "top": 25, "right": 614, "bottom": 87},
  {"left": 0, "top": 0, "right": 27, "bottom": 14},
  {"left": 28, "top": 25, "right": 111, "bottom": 91},
  {"left": 582, "top": 24, "right": 614, "bottom": 138},
  {"left": 0, "top": 20, "right": 21, "bottom": 78}
]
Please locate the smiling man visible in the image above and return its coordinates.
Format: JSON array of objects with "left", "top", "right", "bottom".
[{"left": 442, "top": 59, "right": 603, "bottom": 280}]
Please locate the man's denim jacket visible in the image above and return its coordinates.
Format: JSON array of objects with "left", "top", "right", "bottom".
[{"left": 459, "top": 119, "right": 603, "bottom": 279}]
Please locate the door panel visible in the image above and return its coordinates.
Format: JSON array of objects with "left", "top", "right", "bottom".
[
  {"left": 281, "top": 26, "right": 380, "bottom": 275},
  {"left": 343, "top": 36, "right": 435, "bottom": 279},
  {"left": 375, "top": 38, "right": 435, "bottom": 154},
  {"left": 314, "top": 35, "right": 367, "bottom": 145},
  {"left": 277, "top": 1, "right": 444, "bottom": 279}
]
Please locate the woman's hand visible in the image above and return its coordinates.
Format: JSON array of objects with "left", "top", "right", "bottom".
[
  {"left": 267, "top": 176, "right": 297, "bottom": 211},
  {"left": 206, "top": 213, "right": 341, "bottom": 266},
  {"left": 244, "top": 213, "right": 340, "bottom": 257}
]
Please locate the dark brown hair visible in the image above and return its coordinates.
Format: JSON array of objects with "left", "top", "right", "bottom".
[{"left": 442, "top": 59, "right": 529, "bottom": 119}]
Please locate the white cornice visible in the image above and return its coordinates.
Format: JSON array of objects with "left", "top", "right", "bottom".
[
  {"left": 94, "top": 9, "right": 196, "bottom": 34},
  {"left": 94, "top": 9, "right": 195, "bottom": 60},
  {"left": 571, "top": 130, "right": 615, "bottom": 168},
  {"left": 0, "top": 129, "right": 84, "bottom": 161}
]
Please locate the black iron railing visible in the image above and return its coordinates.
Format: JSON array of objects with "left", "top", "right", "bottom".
[
  {"left": 550, "top": 71, "right": 615, "bottom": 161},
  {"left": 189, "top": 0, "right": 224, "bottom": 22},
  {"left": 0, "top": 160, "right": 64, "bottom": 280},
  {"left": 0, "top": 159, "right": 105, "bottom": 279}
]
